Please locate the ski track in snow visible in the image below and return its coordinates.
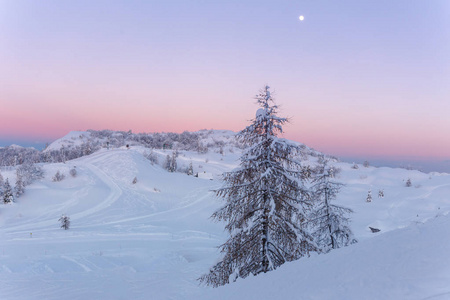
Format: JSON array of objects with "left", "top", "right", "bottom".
[
  {"left": 70, "top": 156, "right": 123, "bottom": 221},
  {"left": 1, "top": 151, "right": 122, "bottom": 233},
  {"left": 0, "top": 149, "right": 224, "bottom": 300}
]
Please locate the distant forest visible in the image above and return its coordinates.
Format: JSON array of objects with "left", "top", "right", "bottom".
[{"left": 0, "top": 130, "right": 241, "bottom": 166}]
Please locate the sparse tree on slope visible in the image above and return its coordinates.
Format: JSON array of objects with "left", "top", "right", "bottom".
[
  {"left": 59, "top": 214, "right": 70, "bottom": 230},
  {"left": 164, "top": 151, "right": 178, "bottom": 172},
  {"left": 3, "top": 179, "right": 14, "bottom": 204},
  {"left": 310, "top": 159, "right": 355, "bottom": 252},
  {"left": 366, "top": 190, "right": 372, "bottom": 202},
  {"left": 0, "top": 172, "right": 4, "bottom": 197},
  {"left": 0, "top": 171, "right": 4, "bottom": 187},
  {"left": 199, "top": 86, "right": 316, "bottom": 287},
  {"left": 171, "top": 151, "right": 178, "bottom": 172},
  {"left": 187, "top": 162, "right": 194, "bottom": 176},
  {"left": 406, "top": 178, "right": 412, "bottom": 187},
  {"left": 15, "top": 173, "right": 25, "bottom": 198},
  {"left": 25, "top": 162, "right": 44, "bottom": 184}
]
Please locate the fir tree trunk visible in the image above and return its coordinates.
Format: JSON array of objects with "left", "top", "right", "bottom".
[
  {"left": 261, "top": 198, "right": 269, "bottom": 273},
  {"left": 324, "top": 185, "right": 335, "bottom": 249}
]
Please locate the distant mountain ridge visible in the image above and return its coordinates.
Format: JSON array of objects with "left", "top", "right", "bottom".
[
  {"left": 1, "top": 129, "right": 324, "bottom": 167},
  {"left": 43, "top": 128, "right": 325, "bottom": 161},
  {"left": 45, "top": 129, "right": 240, "bottom": 154}
]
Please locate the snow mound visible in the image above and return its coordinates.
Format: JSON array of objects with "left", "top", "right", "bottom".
[{"left": 201, "top": 214, "right": 450, "bottom": 300}]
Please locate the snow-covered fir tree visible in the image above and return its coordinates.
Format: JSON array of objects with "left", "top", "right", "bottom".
[
  {"left": 187, "top": 162, "right": 194, "bottom": 176},
  {"left": 59, "top": 214, "right": 70, "bottom": 230},
  {"left": 3, "top": 178, "right": 15, "bottom": 204},
  {"left": 378, "top": 189, "right": 384, "bottom": 198},
  {"left": 199, "top": 85, "right": 316, "bottom": 287},
  {"left": 146, "top": 150, "right": 158, "bottom": 165},
  {"left": 366, "top": 190, "right": 372, "bottom": 202},
  {"left": 310, "top": 158, "right": 355, "bottom": 252},
  {"left": 0, "top": 171, "right": 4, "bottom": 197},
  {"left": 15, "top": 173, "right": 25, "bottom": 198},
  {"left": 0, "top": 171, "right": 4, "bottom": 187},
  {"left": 164, "top": 151, "right": 177, "bottom": 172},
  {"left": 164, "top": 155, "right": 171, "bottom": 171}
]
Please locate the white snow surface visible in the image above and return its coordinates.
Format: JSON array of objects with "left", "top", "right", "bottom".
[{"left": 1, "top": 145, "right": 450, "bottom": 300}]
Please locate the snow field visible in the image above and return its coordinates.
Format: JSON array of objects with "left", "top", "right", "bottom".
[
  {"left": 1, "top": 149, "right": 225, "bottom": 300},
  {"left": 1, "top": 145, "right": 450, "bottom": 299}
]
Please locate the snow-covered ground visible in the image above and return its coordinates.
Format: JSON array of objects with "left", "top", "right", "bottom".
[{"left": 1, "top": 143, "right": 450, "bottom": 299}]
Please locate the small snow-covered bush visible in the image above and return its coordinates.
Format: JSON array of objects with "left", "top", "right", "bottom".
[
  {"left": 53, "top": 171, "right": 65, "bottom": 182},
  {"left": 70, "top": 167, "right": 77, "bottom": 177},
  {"left": 132, "top": 177, "right": 138, "bottom": 184}
]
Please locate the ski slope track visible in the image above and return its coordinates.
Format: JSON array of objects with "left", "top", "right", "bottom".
[
  {"left": 0, "top": 149, "right": 224, "bottom": 300},
  {"left": 70, "top": 154, "right": 123, "bottom": 222},
  {"left": 1, "top": 146, "right": 450, "bottom": 300}
]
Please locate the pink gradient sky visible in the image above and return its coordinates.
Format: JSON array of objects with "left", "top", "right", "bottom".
[{"left": 1, "top": 1, "right": 449, "bottom": 161}]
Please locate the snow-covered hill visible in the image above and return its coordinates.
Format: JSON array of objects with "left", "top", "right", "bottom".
[
  {"left": 1, "top": 142, "right": 450, "bottom": 299},
  {"left": 43, "top": 131, "right": 93, "bottom": 152}
]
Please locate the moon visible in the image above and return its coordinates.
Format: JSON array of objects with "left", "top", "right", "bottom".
[{"left": 299, "top": 15, "right": 304, "bottom": 21}]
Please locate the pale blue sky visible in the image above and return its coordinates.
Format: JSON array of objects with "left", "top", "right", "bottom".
[{"left": 1, "top": 1, "right": 449, "bottom": 167}]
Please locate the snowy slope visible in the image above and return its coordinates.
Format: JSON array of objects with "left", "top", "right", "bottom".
[
  {"left": 201, "top": 213, "right": 450, "bottom": 300},
  {"left": 1, "top": 149, "right": 226, "bottom": 300},
  {"left": 1, "top": 146, "right": 450, "bottom": 299}
]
